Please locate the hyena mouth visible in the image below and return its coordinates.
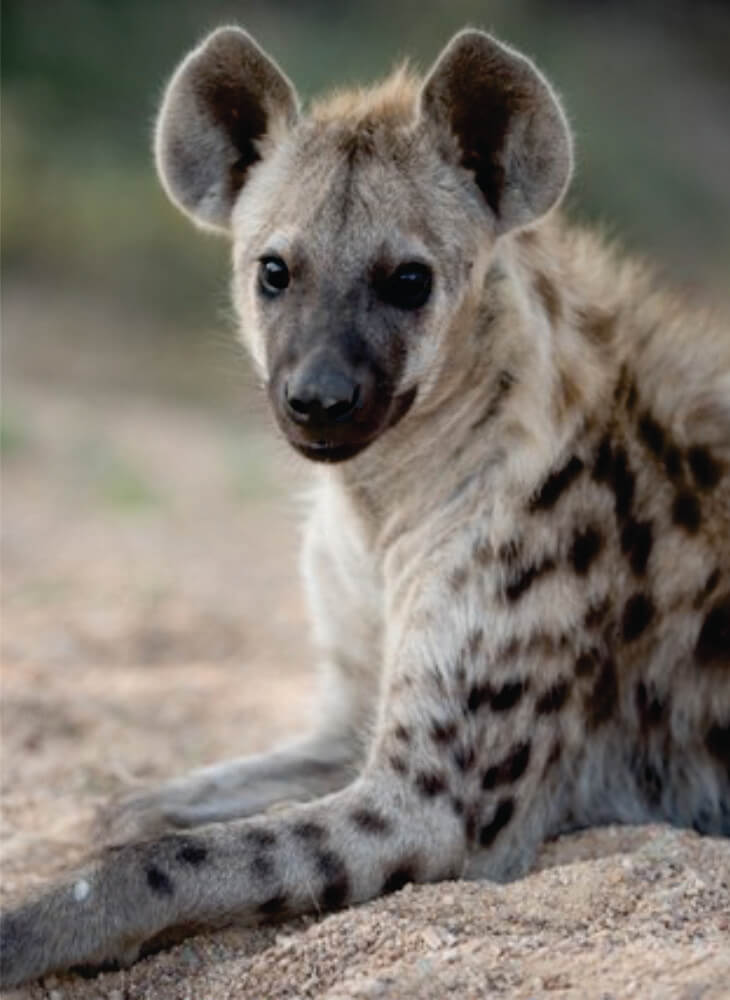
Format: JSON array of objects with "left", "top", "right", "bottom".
[
  {"left": 293, "top": 440, "right": 370, "bottom": 463},
  {"left": 285, "top": 386, "right": 418, "bottom": 464}
]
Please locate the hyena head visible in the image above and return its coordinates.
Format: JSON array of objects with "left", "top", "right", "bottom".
[{"left": 156, "top": 29, "right": 572, "bottom": 462}]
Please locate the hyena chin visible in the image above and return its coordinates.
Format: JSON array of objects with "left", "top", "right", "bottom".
[{"left": 2, "top": 26, "right": 729, "bottom": 989}]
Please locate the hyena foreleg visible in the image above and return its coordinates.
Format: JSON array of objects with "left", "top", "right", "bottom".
[{"left": 1, "top": 748, "right": 467, "bottom": 986}]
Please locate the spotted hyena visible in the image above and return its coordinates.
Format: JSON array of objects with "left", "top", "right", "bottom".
[{"left": 2, "top": 26, "right": 729, "bottom": 988}]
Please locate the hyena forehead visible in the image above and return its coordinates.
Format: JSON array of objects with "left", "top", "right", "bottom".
[{"left": 231, "top": 100, "right": 487, "bottom": 286}]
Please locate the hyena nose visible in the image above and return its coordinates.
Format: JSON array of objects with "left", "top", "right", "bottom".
[{"left": 285, "top": 365, "right": 361, "bottom": 425}]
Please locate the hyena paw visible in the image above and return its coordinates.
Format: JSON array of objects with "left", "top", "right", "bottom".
[{"left": 0, "top": 901, "right": 142, "bottom": 988}]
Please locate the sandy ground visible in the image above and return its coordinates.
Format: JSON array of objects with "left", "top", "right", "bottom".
[{"left": 2, "top": 290, "right": 729, "bottom": 999}]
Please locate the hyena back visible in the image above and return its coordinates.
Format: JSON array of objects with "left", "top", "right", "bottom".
[{"left": 2, "top": 26, "right": 729, "bottom": 988}]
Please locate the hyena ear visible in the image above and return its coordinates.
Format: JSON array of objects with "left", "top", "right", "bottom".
[
  {"left": 420, "top": 30, "right": 572, "bottom": 234},
  {"left": 155, "top": 27, "right": 299, "bottom": 232}
]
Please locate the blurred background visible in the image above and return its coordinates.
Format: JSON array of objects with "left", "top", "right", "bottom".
[{"left": 1, "top": 1, "right": 730, "bottom": 836}]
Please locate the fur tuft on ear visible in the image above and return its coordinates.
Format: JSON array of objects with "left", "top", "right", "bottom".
[
  {"left": 420, "top": 30, "right": 573, "bottom": 234},
  {"left": 155, "top": 27, "right": 298, "bottom": 232}
]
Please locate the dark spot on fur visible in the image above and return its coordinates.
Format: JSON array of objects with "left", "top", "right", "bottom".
[
  {"left": 505, "top": 558, "right": 556, "bottom": 602},
  {"left": 576, "top": 647, "right": 600, "bottom": 676},
  {"left": 638, "top": 412, "right": 665, "bottom": 456},
  {"left": 389, "top": 754, "right": 409, "bottom": 776},
  {"left": 350, "top": 808, "right": 391, "bottom": 835},
  {"left": 243, "top": 828, "right": 277, "bottom": 850},
  {"left": 570, "top": 526, "right": 603, "bottom": 575},
  {"left": 584, "top": 598, "right": 610, "bottom": 630},
  {"left": 534, "top": 271, "right": 561, "bottom": 324},
  {"left": 530, "top": 456, "right": 584, "bottom": 511},
  {"left": 610, "top": 446, "right": 635, "bottom": 520},
  {"left": 415, "top": 771, "right": 447, "bottom": 797},
  {"left": 592, "top": 435, "right": 613, "bottom": 483},
  {"left": 688, "top": 446, "right": 722, "bottom": 490},
  {"left": 664, "top": 445, "right": 682, "bottom": 479},
  {"left": 146, "top": 865, "right": 174, "bottom": 896},
  {"left": 498, "top": 636, "right": 521, "bottom": 661},
  {"left": 536, "top": 680, "right": 571, "bottom": 714},
  {"left": 498, "top": 539, "right": 521, "bottom": 563},
  {"left": 672, "top": 490, "right": 701, "bottom": 533},
  {"left": 251, "top": 853, "right": 274, "bottom": 880},
  {"left": 259, "top": 894, "right": 287, "bottom": 917},
  {"left": 491, "top": 679, "right": 527, "bottom": 711},
  {"left": 634, "top": 755, "right": 663, "bottom": 805},
  {"left": 453, "top": 743, "right": 476, "bottom": 772},
  {"left": 479, "top": 798, "right": 515, "bottom": 846},
  {"left": 620, "top": 518, "right": 654, "bottom": 576},
  {"left": 317, "top": 849, "right": 344, "bottom": 880},
  {"left": 467, "top": 681, "right": 490, "bottom": 713},
  {"left": 394, "top": 724, "right": 411, "bottom": 743},
  {"left": 695, "top": 597, "right": 730, "bottom": 666},
  {"left": 176, "top": 842, "right": 208, "bottom": 866},
  {"left": 337, "top": 127, "right": 377, "bottom": 160},
  {"left": 321, "top": 877, "right": 350, "bottom": 910},
  {"left": 586, "top": 657, "right": 618, "bottom": 728},
  {"left": 694, "top": 569, "right": 721, "bottom": 609},
  {"left": 317, "top": 850, "right": 350, "bottom": 910},
  {"left": 557, "top": 369, "right": 583, "bottom": 417},
  {"left": 464, "top": 807, "right": 479, "bottom": 844},
  {"left": 635, "top": 681, "right": 667, "bottom": 730},
  {"left": 480, "top": 767, "right": 498, "bottom": 791},
  {"left": 382, "top": 866, "right": 415, "bottom": 895},
  {"left": 449, "top": 566, "right": 469, "bottom": 592},
  {"left": 622, "top": 593, "right": 655, "bottom": 642},
  {"left": 579, "top": 308, "right": 616, "bottom": 349},
  {"left": 291, "top": 821, "right": 325, "bottom": 843},
  {"left": 544, "top": 740, "right": 563, "bottom": 775},
  {"left": 706, "top": 723, "right": 730, "bottom": 772},
  {"left": 430, "top": 719, "right": 458, "bottom": 744},
  {"left": 451, "top": 795, "right": 465, "bottom": 816},
  {"left": 482, "top": 741, "right": 531, "bottom": 790},
  {"left": 473, "top": 539, "right": 493, "bottom": 566},
  {"left": 613, "top": 364, "right": 630, "bottom": 405},
  {"left": 626, "top": 380, "right": 638, "bottom": 411}
]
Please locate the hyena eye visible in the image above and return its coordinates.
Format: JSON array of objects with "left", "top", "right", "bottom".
[
  {"left": 258, "top": 256, "right": 290, "bottom": 296},
  {"left": 381, "top": 262, "right": 433, "bottom": 310}
]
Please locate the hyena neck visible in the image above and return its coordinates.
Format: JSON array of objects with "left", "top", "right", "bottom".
[{"left": 330, "top": 218, "right": 623, "bottom": 540}]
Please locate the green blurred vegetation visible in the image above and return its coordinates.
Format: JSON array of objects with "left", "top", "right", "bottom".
[{"left": 2, "top": 0, "right": 729, "bottom": 337}]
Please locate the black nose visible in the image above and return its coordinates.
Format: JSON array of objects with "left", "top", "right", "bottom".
[{"left": 285, "top": 364, "right": 360, "bottom": 425}]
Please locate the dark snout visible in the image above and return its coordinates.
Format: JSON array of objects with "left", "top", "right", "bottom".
[
  {"left": 270, "top": 345, "right": 416, "bottom": 463},
  {"left": 273, "top": 350, "right": 379, "bottom": 462}
]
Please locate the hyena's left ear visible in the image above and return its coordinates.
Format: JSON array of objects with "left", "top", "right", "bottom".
[
  {"left": 420, "top": 30, "right": 572, "bottom": 234},
  {"left": 155, "top": 27, "right": 299, "bottom": 232}
]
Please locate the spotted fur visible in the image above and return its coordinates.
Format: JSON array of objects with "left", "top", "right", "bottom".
[{"left": 1, "top": 26, "right": 728, "bottom": 989}]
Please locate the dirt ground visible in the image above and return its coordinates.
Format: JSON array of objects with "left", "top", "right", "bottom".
[{"left": 2, "top": 287, "right": 729, "bottom": 999}]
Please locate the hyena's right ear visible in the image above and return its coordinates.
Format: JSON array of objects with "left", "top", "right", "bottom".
[
  {"left": 420, "top": 30, "right": 572, "bottom": 234},
  {"left": 155, "top": 27, "right": 299, "bottom": 232}
]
